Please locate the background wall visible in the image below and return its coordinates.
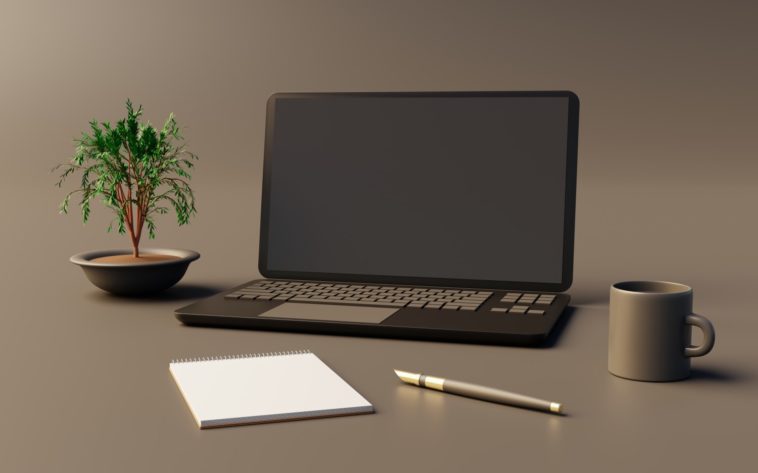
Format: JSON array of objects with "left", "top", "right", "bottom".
[{"left": 2, "top": 0, "right": 756, "bottom": 295}]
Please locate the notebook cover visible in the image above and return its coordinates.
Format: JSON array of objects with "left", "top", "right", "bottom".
[{"left": 169, "top": 350, "right": 374, "bottom": 428}]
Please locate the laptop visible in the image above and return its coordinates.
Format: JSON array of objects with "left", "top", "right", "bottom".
[{"left": 176, "top": 91, "right": 579, "bottom": 346}]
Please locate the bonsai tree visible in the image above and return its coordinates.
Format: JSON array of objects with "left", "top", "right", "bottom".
[{"left": 55, "top": 99, "right": 198, "bottom": 258}]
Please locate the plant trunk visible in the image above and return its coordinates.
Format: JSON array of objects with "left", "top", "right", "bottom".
[
  {"left": 128, "top": 228, "right": 140, "bottom": 258},
  {"left": 125, "top": 214, "right": 140, "bottom": 258},
  {"left": 133, "top": 207, "right": 144, "bottom": 258},
  {"left": 117, "top": 183, "right": 142, "bottom": 258}
]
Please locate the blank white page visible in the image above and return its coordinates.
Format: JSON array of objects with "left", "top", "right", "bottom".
[{"left": 169, "top": 351, "right": 373, "bottom": 428}]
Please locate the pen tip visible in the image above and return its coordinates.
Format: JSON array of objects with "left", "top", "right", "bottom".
[{"left": 394, "top": 369, "right": 421, "bottom": 385}]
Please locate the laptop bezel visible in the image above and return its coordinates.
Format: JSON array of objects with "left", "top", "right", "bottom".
[{"left": 258, "top": 91, "right": 579, "bottom": 292}]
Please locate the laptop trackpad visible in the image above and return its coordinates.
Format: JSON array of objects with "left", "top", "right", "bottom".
[{"left": 258, "top": 302, "right": 397, "bottom": 324}]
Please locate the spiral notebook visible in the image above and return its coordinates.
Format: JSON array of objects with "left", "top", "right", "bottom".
[{"left": 169, "top": 350, "right": 373, "bottom": 428}]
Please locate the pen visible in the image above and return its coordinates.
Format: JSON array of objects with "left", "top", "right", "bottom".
[{"left": 394, "top": 369, "right": 563, "bottom": 415}]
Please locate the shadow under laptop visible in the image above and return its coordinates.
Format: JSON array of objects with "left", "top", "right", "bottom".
[
  {"left": 539, "top": 305, "right": 576, "bottom": 349},
  {"left": 88, "top": 282, "right": 226, "bottom": 303}
]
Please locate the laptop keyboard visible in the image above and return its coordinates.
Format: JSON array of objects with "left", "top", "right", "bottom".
[{"left": 225, "top": 280, "right": 494, "bottom": 311}]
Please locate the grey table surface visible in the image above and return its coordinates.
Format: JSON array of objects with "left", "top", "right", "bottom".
[
  {"left": 1, "top": 177, "right": 757, "bottom": 473},
  {"left": 2, "top": 1, "right": 758, "bottom": 471}
]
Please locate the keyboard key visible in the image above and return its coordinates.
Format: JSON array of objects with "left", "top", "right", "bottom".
[
  {"left": 527, "top": 309, "right": 545, "bottom": 315},
  {"left": 490, "top": 307, "right": 508, "bottom": 313},
  {"left": 459, "top": 303, "right": 481, "bottom": 309},
  {"left": 510, "top": 305, "right": 528, "bottom": 314},
  {"left": 458, "top": 301, "right": 483, "bottom": 307}
]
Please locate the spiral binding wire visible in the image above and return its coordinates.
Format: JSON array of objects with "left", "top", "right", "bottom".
[{"left": 171, "top": 349, "right": 311, "bottom": 364}]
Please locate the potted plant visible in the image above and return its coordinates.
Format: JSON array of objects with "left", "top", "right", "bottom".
[{"left": 55, "top": 99, "right": 200, "bottom": 295}]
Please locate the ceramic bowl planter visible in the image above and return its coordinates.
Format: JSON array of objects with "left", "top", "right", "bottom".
[{"left": 70, "top": 248, "right": 199, "bottom": 296}]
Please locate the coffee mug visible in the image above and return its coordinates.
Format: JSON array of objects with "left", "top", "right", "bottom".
[{"left": 608, "top": 281, "right": 715, "bottom": 381}]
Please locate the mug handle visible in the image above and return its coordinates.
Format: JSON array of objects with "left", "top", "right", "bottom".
[{"left": 684, "top": 314, "right": 715, "bottom": 357}]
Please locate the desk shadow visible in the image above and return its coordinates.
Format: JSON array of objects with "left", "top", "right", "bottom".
[
  {"left": 688, "top": 367, "right": 751, "bottom": 383},
  {"left": 540, "top": 306, "right": 575, "bottom": 349},
  {"left": 89, "top": 283, "right": 225, "bottom": 303}
]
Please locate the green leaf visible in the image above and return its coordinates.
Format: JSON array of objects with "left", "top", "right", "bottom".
[
  {"left": 59, "top": 195, "right": 70, "bottom": 214},
  {"left": 147, "top": 218, "right": 156, "bottom": 239},
  {"left": 81, "top": 199, "right": 91, "bottom": 223},
  {"left": 117, "top": 214, "right": 126, "bottom": 234}
]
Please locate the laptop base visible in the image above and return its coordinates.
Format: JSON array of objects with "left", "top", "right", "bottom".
[{"left": 175, "top": 279, "right": 570, "bottom": 346}]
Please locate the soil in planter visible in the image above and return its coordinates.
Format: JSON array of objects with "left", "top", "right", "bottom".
[{"left": 91, "top": 254, "right": 181, "bottom": 264}]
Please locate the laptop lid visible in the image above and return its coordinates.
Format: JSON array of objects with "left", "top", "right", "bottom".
[{"left": 259, "top": 91, "right": 579, "bottom": 292}]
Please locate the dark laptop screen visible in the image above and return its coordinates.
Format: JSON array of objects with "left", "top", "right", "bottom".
[{"left": 261, "top": 93, "right": 576, "bottom": 288}]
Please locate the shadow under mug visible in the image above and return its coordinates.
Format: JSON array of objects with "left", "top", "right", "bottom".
[{"left": 609, "top": 281, "right": 715, "bottom": 382}]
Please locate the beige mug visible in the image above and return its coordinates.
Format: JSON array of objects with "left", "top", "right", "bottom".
[{"left": 609, "top": 281, "right": 715, "bottom": 382}]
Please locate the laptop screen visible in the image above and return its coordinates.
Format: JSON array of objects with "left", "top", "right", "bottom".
[{"left": 260, "top": 92, "right": 578, "bottom": 290}]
